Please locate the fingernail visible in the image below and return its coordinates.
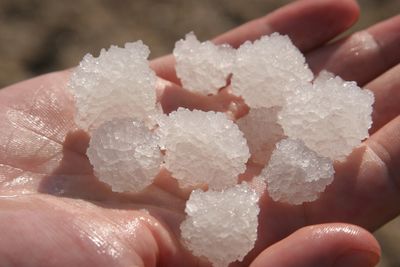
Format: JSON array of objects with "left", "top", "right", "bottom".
[{"left": 334, "top": 249, "right": 380, "bottom": 267}]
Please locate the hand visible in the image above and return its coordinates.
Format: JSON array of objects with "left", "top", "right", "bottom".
[{"left": 1, "top": 0, "right": 398, "bottom": 266}]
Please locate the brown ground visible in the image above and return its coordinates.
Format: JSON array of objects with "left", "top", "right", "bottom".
[{"left": 0, "top": 0, "right": 399, "bottom": 266}]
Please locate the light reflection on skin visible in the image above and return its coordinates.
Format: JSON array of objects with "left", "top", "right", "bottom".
[
  {"left": 349, "top": 32, "right": 379, "bottom": 58},
  {"left": 4, "top": 175, "right": 33, "bottom": 187},
  {"left": 316, "top": 31, "right": 380, "bottom": 80},
  {"left": 358, "top": 144, "right": 388, "bottom": 178},
  {"left": 309, "top": 224, "right": 360, "bottom": 240},
  {"left": 73, "top": 212, "right": 149, "bottom": 264}
]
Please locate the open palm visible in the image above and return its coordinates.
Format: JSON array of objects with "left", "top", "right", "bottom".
[{"left": 1, "top": 1, "right": 399, "bottom": 266}]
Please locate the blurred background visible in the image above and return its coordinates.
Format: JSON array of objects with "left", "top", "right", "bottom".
[{"left": 0, "top": 0, "right": 399, "bottom": 266}]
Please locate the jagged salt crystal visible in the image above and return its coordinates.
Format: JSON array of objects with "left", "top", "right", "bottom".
[
  {"left": 87, "top": 118, "right": 162, "bottom": 192},
  {"left": 69, "top": 41, "right": 159, "bottom": 132},
  {"left": 231, "top": 33, "right": 313, "bottom": 108},
  {"left": 174, "top": 32, "right": 235, "bottom": 95},
  {"left": 181, "top": 183, "right": 260, "bottom": 267},
  {"left": 279, "top": 71, "right": 374, "bottom": 160},
  {"left": 157, "top": 108, "right": 249, "bottom": 190},
  {"left": 259, "top": 138, "right": 334, "bottom": 205},
  {"left": 237, "top": 107, "right": 285, "bottom": 165}
]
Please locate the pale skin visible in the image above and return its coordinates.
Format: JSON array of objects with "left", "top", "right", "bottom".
[{"left": 0, "top": 0, "right": 399, "bottom": 266}]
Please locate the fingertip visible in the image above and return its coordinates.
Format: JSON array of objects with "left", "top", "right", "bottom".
[
  {"left": 305, "top": 223, "right": 381, "bottom": 256},
  {"left": 250, "top": 223, "right": 380, "bottom": 267},
  {"left": 332, "top": 0, "right": 360, "bottom": 28},
  {"left": 265, "top": 0, "right": 361, "bottom": 52}
]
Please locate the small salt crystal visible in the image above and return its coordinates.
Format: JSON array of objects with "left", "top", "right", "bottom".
[
  {"left": 279, "top": 71, "right": 374, "bottom": 160},
  {"left": 181, "top": 183, "right": 260, "bottom": 267},
  {"left": 69, "top": 41, "right": 159, "bottom": 132},
  {"left": 87, "top": 118, "right": 162, "bottom": 192},
  {"left": 157, "top": 108, "right": 249, "bottom": 190},
  {"left": 174, "top": 32, "right": 235, "bottom": 94},
  {"left": 259, "top": 138, "right": 334, "bottom": 205},
  {"left": 231, "top": 33, "right": 313, "bottom": 108},
  {"left": 237, "top": 106, "right": 285, "bottom": 165}
]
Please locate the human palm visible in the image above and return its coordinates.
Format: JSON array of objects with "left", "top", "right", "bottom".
[{"left": 1, "top": 1, "right": 399, "bottom": 266}]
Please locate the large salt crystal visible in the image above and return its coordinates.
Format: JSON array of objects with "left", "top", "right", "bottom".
[
  {"left": 87, "top": 118, "right": 163, "bottom": 193},
  {"left": 231, "top": 33, "right": 313, "bottom": 108},
  {"left": 181, "top": 183, "right": 260, "bottom": 267},
  {"left": 174, "top": 32, "right": 235, "bottom": 95},
  {"left": 279, "top": 71, "right": 374, "bottom": 160},
  {"left": 237, "top": 107, "right": 285, "bottom": 165},
  {"left": 259, "top": 138, "right": 334, "bottom": 205},
  {"left": 157, "top": 108, "right": 249, "bottom": 190},
  {"left": 69, "top": 41, "right": 158, "bottom": 132}
]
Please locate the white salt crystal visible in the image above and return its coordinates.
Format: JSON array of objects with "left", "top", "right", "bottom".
[
  {"left": 157, "top": 108, "right": 249, "bottom": 190},
  {"left": 237, "top": 107, "right": 285, "bottom": 165},
  {"left": 279, "top": 71, "right": 374, "bottom": 160},
  {"left": 181, "top": 183, "right": 260, "bottom": 267},
  {"left": 69, "top": 41, "right": 159, "bottom": 132},
  {"left": 87, "top": 118, "right": 162, "bottom": 192},
  {"left": 259, "top": 138, "right": 334, "bottom": 205},
  {"left": 231, "top": 33, "right": 313, "bottom": 108},
  {"left": 174, "top": 32, "right": 235, "bottom": 95}
]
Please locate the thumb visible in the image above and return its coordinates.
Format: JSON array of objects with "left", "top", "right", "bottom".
[{"left": 250, "top": 223, "right": 380, "bottom": 267}]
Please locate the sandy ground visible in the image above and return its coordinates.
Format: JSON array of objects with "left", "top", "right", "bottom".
[{"left": 0, "top": 0, "right": 399, "bottom": 266}]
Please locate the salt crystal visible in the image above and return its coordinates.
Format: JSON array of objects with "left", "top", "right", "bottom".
[
  {"left": 278, "top": 71, "right": 374, "bottom": 160},
  {"left": 157, "top": 108, "right": 249, "bottom": 190},
  {"left": 237, "top": 107, "right": 285, "bottom": 165},
  {"left": 174, "top": 32, "right": 235, "bottom": 95},
  {"left": 231, "top": 33, "right": 313, "bottom": 108},
  {"left": 181, "top": 183, "right": 260, "bottom": 267},
  {"left": 258, "top": 138, "right": 334, "bottom": 205},
  {"left": 87, "top": 118, "right": 162, "bottom": 192},
  {"left": 68, "top": 41, "right": 159, "bottom": 132},
  {"left": 67, "top": 33, "right": 376, "bottom": 265}
]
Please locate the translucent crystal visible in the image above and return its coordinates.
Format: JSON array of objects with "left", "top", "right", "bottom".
[
  {"left": 259, "top": 138, "right": 334, "bottom": 205},
  {"left": 279, "top": 71, "right": 374, "bottom": 160},
  {"left": 181, "top": 183, "right": 260, "bottom": 267},
  {"left": 68, "top": 41, "right": 158, "bottom": 132},
  {"left": 231, "top": 33, "right": 313, "bottom": 108},
  {"left": 87, "top": 118, "right": 162, "bottom": 192},
  {"left": 174, "top": 32, "right": 235, "bottom": 95},
  {"left": 237, "top": 107, "right": 285, "bottom": 165},
  {"left": 157, "top": 108, "right": 249, "bottom": 190}
]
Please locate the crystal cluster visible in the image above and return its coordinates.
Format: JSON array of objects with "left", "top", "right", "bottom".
[
  {"left": 68, "top": 41, "right": 159, "bottom": 132},
  {"left": 156, "top": 108, "right": 249, "bottom": 190},
  {"left": 87, "top": 118, "right": 163, "bottom": 193},
  {"left": 181, "top": 183, "right": 259, "bottom": 267},
  {"left": 279, "top": 71, "right": 374, "bottom": 160},
  {"left": 261, "top": 138, "right": 334, "bottom": 205},
  {"left": 174, "top": 32, "right": 235, "bottom": 94},
  {"left": 231, "top": 33, "right": 313, "bottom": 108},
  {"left": 237, "top": 106, "right": 285, "bottom": 165},
  {"left": 68, "top": 31, "right": 374, "bottom": 267}
]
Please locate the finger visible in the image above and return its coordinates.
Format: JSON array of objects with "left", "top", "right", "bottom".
[
  {"left": 0, "top": 194, "right": 187, "bottom": 267},
  {"left": 366, "top": 64, "right": 400, "bottom": 133},
  {"left": 306, "top": 116, "right": 400, "bottom": 231},
  {"left": 366, "top": 115, "right": 400, "bottom": 213},
  {"left": 151, "top": 0, "right": 359, "bottom": 83},
  {"left": 213, "top": 0, "right": 359, "bottom": 51},
  {"left": 307, "top": 15, "right": 400, "bottom": 86},
  {"left": 250, "top": 223, "right": 380, "bottom": 267}
]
